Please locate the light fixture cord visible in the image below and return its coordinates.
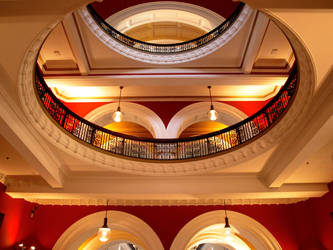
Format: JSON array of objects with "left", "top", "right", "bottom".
[
  {"left": 118, "top": 86, "right": 123, "bottom": 109},
  {"left": 105, "top": 199, "right": 109, "bottom": 218},
  {"left": 208, "top": 86, "right": 213, "bottom": 107},
  {"left": 224, "top": 200, "right": 228, "bottom": 217}
]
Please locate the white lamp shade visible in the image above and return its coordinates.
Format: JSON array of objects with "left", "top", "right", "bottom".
[
  {"left": 112, "top": 110, "right": 123, "bottom": 122},
  {"left": 208, "top": 109, "right": 218, "bottom": 121},
  {"left": 224, "top": 226, "right": 232, "bottom": 235},
  {"left": 98, "top": 227, "right": 111, "bottom": 242}
]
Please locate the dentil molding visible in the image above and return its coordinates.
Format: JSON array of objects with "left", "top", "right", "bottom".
[{"left": 25, "top": 197, "right": 306, "bottom": 206}]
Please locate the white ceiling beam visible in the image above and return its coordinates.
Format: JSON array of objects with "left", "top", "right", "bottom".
[
  {"left": 44, "top": 74, "right": 288, "bottom": 87},
  {"left": 242, "top": 12, "right": 269, "bottom": 73},
  {"left": 6, "top": 174, "right": 328, "bottom": 204},
  {"left": 259, "top": 68, "right": 333, "bottom": 188},
  {"left": 0, "top": 87, "right": 64, "bottom": 188},
  {"left": 62, "top": 13, "right": 90, "bottom": 75}
]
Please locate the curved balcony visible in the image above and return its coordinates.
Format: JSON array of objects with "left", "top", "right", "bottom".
[
  {"left": 35, "top": 66, "right": 298, "bottom": 161},
  {"left": 86, "top": 3, "right": 244, "bottom": 54}
]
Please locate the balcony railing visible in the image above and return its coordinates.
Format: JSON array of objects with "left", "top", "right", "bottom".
[
  {"left": 86, "top": 3, "right": 245, "bottom": 54},
  {"left": 35, "top": 66, "right": 297, "bottom": 161}
]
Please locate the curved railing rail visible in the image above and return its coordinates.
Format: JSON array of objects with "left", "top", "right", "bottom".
[
  {"left": 35, "top": 66, "right": 297, "bottom": 161},
  {"left": 86, "top": 3, "right": 244, "bottom": 54}
]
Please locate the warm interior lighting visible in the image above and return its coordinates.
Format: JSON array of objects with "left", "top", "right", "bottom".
[
  {"left": 207, "top": 86, "right": 218, "bottom": 121},
  {"left": 98, "top": 200, "right": 111, "bottom": 242},
  {"left": 113, "top": 86, "right": 124, "bottom": 122},
  {"left": 97, "top": 219, "right": 111, "bottom": 242},
  {"left": 112, "top": 107, "right": 123, "bottom": 123},
  {"left": 208, "top": 108, "right": 218, "bottom": 121},
  {"left": 30, "top": 246, "right": 36, "bottom": 250}
]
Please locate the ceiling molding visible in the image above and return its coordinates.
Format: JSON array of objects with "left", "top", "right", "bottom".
[
  {"left": 23, "top": 197, "right": 307, "bottom": 206},
  {"left": 6, "top": 174, "right": 327, "bottom": 205},
  {"left": 105, "top": 1, "right": 225, "bottom": 30},
  {"left": 77, "top": 5, "right": 253, "bottom": 64}
]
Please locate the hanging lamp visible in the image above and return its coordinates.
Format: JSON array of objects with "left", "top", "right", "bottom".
[
  {"left": 97, "top": 200, "right": 111, "bottom": 242},
  {"left": 207, "top": 86, "right": 218, "bottom": 121},
  {"left": 112, "top": 86, "right": 124, "bottom": 122},
  {"left": 224, "top": 200, "right": 232, "bottom": 235}
]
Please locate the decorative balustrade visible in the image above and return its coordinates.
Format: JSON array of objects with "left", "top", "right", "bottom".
[
  {"left": 35, "top": 66, "right": 297, "bottom": 161},
  {"left": 86, "top": 3, "right": 245, "bottom": 54}
]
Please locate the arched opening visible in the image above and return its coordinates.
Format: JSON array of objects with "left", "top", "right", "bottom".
[
  {"left": 167, "top": 102, "right": 248, "bottom": 138},
  {"left": 171, "top": 210, "right": 281, "bottom": 250},
  {"left": 104, "top": 122, "right": 154, "bottom": 138},
  {"left": 53, "top": 210, "right": 164, "bottom": 250},
  {"left": 79, "top": 232, "right": 145, "bottom": 250},
  {"left": 84, "top": 102, "right": 165, "bottom": 138},
  {"left": 179, "top": 121, "right": 228, "bottom": 138}
]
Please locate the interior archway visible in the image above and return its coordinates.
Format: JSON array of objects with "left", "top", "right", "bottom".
[
  {"left": 170, "top": 210, "right": 281, "bottom": 250},
  {"left": 53, "top": 210, "right": 164, "bottom": 250},
  {"left": 84, "top": 102, "right": 165, "bottom": 138},
  {"left": 167, "top": 102, "right": 248, "bottom": 138}
]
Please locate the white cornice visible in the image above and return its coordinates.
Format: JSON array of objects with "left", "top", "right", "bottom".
[
  {"left": 6, "top": 175, "right": 326, "bottom": 206},
  {"left": 24, "top": 198, "right": 307, "bottom": 206},
  {"left": 78, "top": 5, "right": 253, "bottom": 64}
]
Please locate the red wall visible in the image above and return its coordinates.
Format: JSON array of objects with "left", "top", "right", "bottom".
[
  {"left": 91, "top": 0, "right": 240, "bottom": 20},
  {"left": 1, "top": 182, "right": 332, "bottom": 250},
  {"left": 63, "top": 100, "right": 271, "bottom": 128}
]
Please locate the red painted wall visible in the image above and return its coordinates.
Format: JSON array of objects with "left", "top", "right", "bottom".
[
  {"left": 1, "top": 182, "right": 332, "bottom": 250},
  {"left": 0, "top": 185, "right": 38, "bottom": 250},
  {"left": 63, "top": 100, "right": 271, "bottom": 128},
  {"left": 91, "top": 0, "right": 240, "bottom": 20}
]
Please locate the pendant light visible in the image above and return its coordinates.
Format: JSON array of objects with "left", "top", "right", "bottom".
[
  {"left": 207, "top": 86, "right": 218, "bottom": 121},
  {"left": 112, "top": 86, "right": 124, "bottom": 122},
  {"left": 224, "top": 200, "right": 232, "bottom": 235},
  {"left": 97, "top": 200, "right": 111, "bottom": 242}
]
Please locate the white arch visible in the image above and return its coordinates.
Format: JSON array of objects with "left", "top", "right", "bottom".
[
  {"left": 167, "top": 102, "right": 248, "bottom": 138},
  {"left": 53, "top": 210, "right": 164, "bottom": 250},
  {"left": 84, "top": 102, "right": 166, "bottom": 138},
  {"left": 170, "top": 210, "right": 281, "bottom": 250},
  {"left": 78, "top": 5, "right": 253, "bottom": 64},
  {"left": 106, "top": 1, "right": 225, "bottom": 33}
]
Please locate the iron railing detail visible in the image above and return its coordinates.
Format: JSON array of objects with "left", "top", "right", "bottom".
[
  {"left": 86, "top": 3, "right": 245, "bottom": 54},
  {"left": 35, "top": 67, "right": 297, "bottom": 161}
]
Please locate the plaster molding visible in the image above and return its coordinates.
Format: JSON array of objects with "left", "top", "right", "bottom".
[
  {"left": 105, "top": 1, "right": 225, "bottom": 30},
  {"left": 25, "top": 198, "right": 306, "bottom": 206},
  {"left": 77, "top": 5, "right": 253, "bottom": 64},
  {"left": 18, "top": 9, "right": 315, "bottom": 176}
]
